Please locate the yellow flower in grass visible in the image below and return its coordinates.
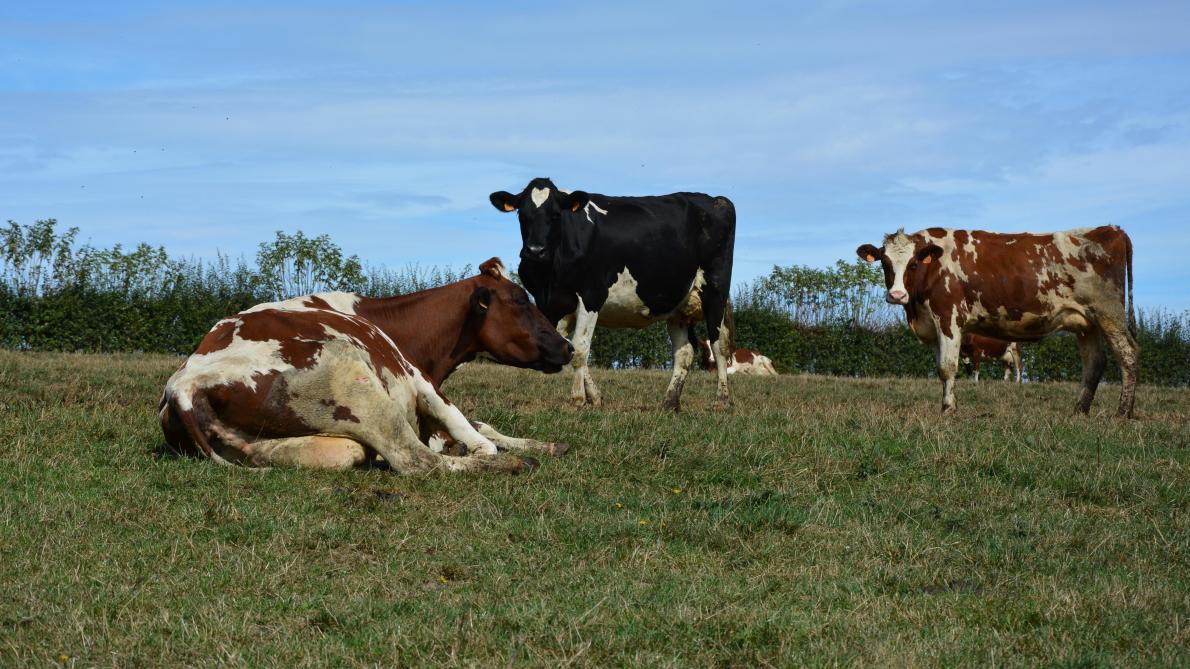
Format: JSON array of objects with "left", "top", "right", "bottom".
[
  {"left": 638, "top": 519, "right": 648, "bottom": 526},
  {"left": 671, "top": 488, "right": 682, "bottom": 495}
]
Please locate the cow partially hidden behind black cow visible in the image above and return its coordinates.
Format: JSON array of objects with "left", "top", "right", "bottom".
[{"left": 490, "top": 178, "right": 737, "bottom": 412}]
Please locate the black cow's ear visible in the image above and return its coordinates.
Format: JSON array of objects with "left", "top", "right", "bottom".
[
  {"left": 489, "top": 191, "right": 521, "bottom": 213},
  {"left": 562, "top": 191, "right": 590, "bottom": 213},
  {"left": 857, "top": 244, "right": 882, "bottom": 262},
  {"left": 470, "top": 286, "right": 492, "bottom": 313},
  {"left": 916, "top": 244, "right": 943, "bottom": 264}
]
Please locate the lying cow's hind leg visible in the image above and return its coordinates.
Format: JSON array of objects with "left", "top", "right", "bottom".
[
  {"left": 248, "top": 436, "right": 367, "bottom": 470},
  {"left": 661, "top": 321, "right": 696, "bottom": 412},
  {"left": 1074, "top": 329, "right": 1107, "bottom": 415}
]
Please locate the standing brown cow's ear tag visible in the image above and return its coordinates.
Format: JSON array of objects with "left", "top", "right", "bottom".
[
  {"left": 865, "top": 254, "right": 876, "bottom": 262},
  {"left": 922, "top": 255, "right": 933, "bottom": 264}
]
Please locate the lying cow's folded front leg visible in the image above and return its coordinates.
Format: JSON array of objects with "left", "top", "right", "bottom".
[{"left": 411, "top": 372, "right": 499, "bottom": 455}]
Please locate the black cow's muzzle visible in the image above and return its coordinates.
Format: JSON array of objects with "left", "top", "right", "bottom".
[{"left": 520, "top": 245, "right": 548, "bottom": 261}]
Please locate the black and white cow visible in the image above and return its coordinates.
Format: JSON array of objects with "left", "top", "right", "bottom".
[{"left": 490, "top": 178, "right": 737, "bottom": 411}]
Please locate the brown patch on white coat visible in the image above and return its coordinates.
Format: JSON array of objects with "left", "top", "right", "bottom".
[
  {"left": 858, "top": 226, "right": 1137, "bottom": 417},
  {"left": 159, "top": 258, "right": 574, "bottom": 473}
]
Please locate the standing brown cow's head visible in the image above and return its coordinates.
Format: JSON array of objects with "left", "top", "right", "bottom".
[
  {"left": 460, "top": 258, "right": 573, "bottom": 372},
  {"left": 857, "top": 229, "right": 943, "bottom": 305}
]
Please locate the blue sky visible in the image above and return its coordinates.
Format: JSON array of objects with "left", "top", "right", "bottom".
[{"left": 2, "top": 1, "right": 1188, "bottom": 308}]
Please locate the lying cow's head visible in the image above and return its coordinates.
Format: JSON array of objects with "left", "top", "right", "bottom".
[
  {"left": 464, "top": 258, "right": 573, "bottom": 372},
  {"left": 489, "top": 177, "right": 592, "bottom": 263},
  {"left": 857, "top": 229, "right": 943, "bottom": 305}
]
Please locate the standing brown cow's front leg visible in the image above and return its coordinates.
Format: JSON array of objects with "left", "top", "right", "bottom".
[{"left": 936, "top": 334, "right": 962, "bottom": 414}]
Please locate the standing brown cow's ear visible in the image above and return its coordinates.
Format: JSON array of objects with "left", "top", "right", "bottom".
[
  {"left": 489, "top": 191, "right": 521, "bottom": 213},
  {"left": 916, "top": 244, "right": 943, "bottom": 264},
  {"left": 857, "top": 244, "right": 883, "bottom": 263}
]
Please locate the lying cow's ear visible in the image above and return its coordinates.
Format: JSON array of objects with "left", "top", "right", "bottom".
[
  {"left": 916, "top": 244, "right": 943, "bottom": 264},
  {"left": 489, "top": 191, "right": 521, "bottom": 213},
  {"left": 470, "top": 286, "right": 492, "bottom": 314},
  {"left": 856, "top": 244, "right": 882, "bottom": 263},
  {"left": 562, "top": 191, "right": 591, "bottom": 213}
]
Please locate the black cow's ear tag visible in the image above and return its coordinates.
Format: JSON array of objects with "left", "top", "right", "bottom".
[
  {"left": 865, "top": 254, "right": 876, "bottom": 262},
  {"left": 502, "top": 203, "right": 516, "bottom": 212},
  {"left": 571, "top": 201, "right": 582, "bottom": 212}
]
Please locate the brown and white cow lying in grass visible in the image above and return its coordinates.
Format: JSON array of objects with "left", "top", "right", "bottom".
[
  {"left": 698, "top": 340, "right": 778, "bottom": 376},
  {"left": 960, "top": 333, "right": 1022, "bottom": 383},
  {"left": 858, "top": 226, "right": 1137, "bottom": 417},
  {"left": 159, "top": 259, "right": 574, "bottom": 474}
]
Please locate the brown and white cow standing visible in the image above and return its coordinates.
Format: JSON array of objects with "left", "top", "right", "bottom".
[
  {"left": 858, "top": 226, "right": 1137, "bottom": 417},
  {"left": 961, "top": 334, "right": 1023, "bottom": 383},
  {"left": 159, "top": 259, "right": 574, "bottom": 474}
]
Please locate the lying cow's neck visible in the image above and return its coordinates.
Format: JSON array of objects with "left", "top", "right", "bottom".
[{"left": 353, "top": 282, "right": 482, "bottom": 387}]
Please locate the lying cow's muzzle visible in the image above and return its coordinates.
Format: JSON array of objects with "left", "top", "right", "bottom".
[{"left": 533, "top": 337, "right": 573, "bottom": 373}]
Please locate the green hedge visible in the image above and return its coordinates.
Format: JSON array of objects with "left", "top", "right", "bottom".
[{"left": 3, "top": 219, "right": 1187, "bottom": 386}]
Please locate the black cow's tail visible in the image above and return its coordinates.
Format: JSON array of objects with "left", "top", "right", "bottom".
[
  {"left": 721, "top": 299, "right": 736, "bottom": 356},
  {"left": 1125, "top": 229, "right": 1136, "bottom": 337}
]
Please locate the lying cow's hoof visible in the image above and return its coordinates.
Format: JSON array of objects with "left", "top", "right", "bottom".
[
  {"left": 515, "top": 456, "right": 540, "bottom": 474},
  {"left": 548, "top": 442, "right": 571, "bottom": 457}
]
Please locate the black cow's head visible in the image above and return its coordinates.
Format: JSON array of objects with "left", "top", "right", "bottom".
[{"left": 489, "top": 178, "right": 593, "bottom": 263}]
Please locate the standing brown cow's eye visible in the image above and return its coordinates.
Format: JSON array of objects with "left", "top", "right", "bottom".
[{"left": 909, "top": 261, "right": 918, "bottom": 271}]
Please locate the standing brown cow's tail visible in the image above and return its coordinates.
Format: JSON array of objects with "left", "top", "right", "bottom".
[{"left": 1126, "top": 230, "right": 1136, "bottom": 337}]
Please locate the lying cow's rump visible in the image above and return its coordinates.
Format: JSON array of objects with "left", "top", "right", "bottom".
[
  {"left": 858, "top": 225, "right": 1137, "bottom": 416},
  {"left": 159, "top": 259, "right": 573, "bottom": 473}
]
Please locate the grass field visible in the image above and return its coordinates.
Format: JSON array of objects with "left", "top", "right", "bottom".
[{"left": 0, "top": 350, "right": 1187, "bottom": 667}]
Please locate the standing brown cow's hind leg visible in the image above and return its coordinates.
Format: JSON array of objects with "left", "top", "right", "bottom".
[
  {"left": 1099, "top": 320, "right": 1140, "bottom": 418},
  {"left": 1074, "top": 329, "right": 1107, "bottom": 414}
]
